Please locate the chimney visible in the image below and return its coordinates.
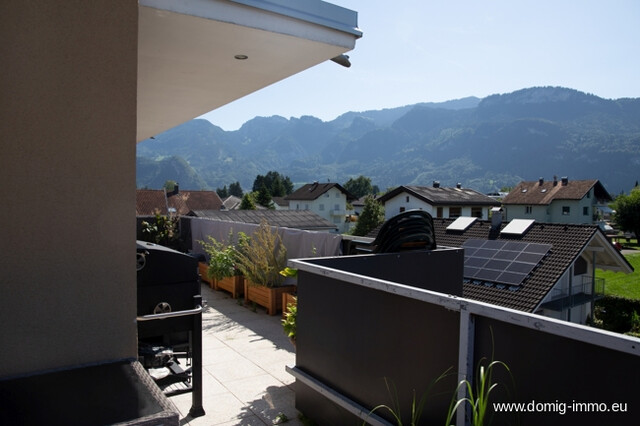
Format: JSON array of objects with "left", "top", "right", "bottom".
[
  {"left": 561, "top": 176, "right": 569, "bottom": 186},
  {"left": 491, "top": 207, "right": 503, "bottom": 230},
  {"left": 553, "top": 175, "right": 558, "bottom": 186},
  {"left": 433, "top": 181, "right": 440, "bottom": 188},
  {"left": 539, "top": 177, "right": 544, "bottom": 186},
  {"left": 456, "top": 183, "right": 462, "bottom": 189}
]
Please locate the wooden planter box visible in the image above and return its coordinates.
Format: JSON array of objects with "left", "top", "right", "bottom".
[
  {"left": 282, "top": 292, "right": 297, "bottom": 319},
  {"left": 198, "top": 262, "right": 214, "bottom": 288},
  {"left": 244, "top": 280, "right": 296, "bottom": 316},
  {"left": 215, "top": 275, "right": 244, "bottom": 299}
]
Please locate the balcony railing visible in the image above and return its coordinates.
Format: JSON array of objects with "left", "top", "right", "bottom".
[
  {"left": 540, "top": 276, "right": 605, "bottom": 312},
  {"left": 287, "top": 254, "right": 638, "bottom": 425}
]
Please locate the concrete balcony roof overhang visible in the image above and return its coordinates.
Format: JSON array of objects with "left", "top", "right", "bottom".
[{"left": 137, "top": 0, "right": 361, "bottom": 142}]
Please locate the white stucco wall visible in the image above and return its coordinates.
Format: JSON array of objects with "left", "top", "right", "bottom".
[
  {"left": 383, "top": 193, "right": 491, "bottom": 221},
  {"left": 505, "top": 189, "right": 595, "bottom": 225},
  {"left": 290, "top": 187, "right": 349, "bottom": 232}
]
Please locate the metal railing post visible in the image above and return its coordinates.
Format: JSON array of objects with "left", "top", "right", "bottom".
[{"left": 189, "top": 295, "right": 205, "bottom": 418}]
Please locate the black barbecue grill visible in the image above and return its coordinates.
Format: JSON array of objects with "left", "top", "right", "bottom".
[{"left": 136, "top": 241, "right": 205, "bottom": 418}]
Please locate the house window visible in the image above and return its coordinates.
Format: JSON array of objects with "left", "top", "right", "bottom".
[
  {"left": 574, "top": 257, "right": 588, "bottom": 275},
  {"left": 586, "top": 190, "right": 591, "bottom": 199},
  {"left": 583, "top": 206, "right": 589, "bottom": 216},
  {"left": 562, "top": 206, "right": 570, "bottom": 215},
  {"left": 449, "top": 207, "right": 462, "bottom": 218},
  {"left": 525, "top": 206, "right": 533, "bottom": 214},
  {"left": 334, "top": 204, "right": 340, "bottom": 211},
  {"left": 335, "top": 192, "right": 340, "bottom": 198},
  {"left": 324, "top": 193, "right": 330, "bottom": 198},
  {"left": 305, "top": 204, "right": 309, "bottom": 210},
  {"left": 399, "top": 207, "right": 406, "bottom": 213},
  {"left": 319, "top": 204, "right": 325, "bottom": 211},
  {"left": 471, "top": 207, "right": 482, "bottom": 218},
  {"left": 436, "top": 207, "right": 443, "bottom": 218},
  {"left": 406, "top": 196, "right": 410, "bottom": 203},
  {"left": 296, "top": 204, "right": 299, "bottom": 210}
]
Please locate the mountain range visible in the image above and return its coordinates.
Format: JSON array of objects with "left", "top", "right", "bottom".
[{"left": 136, "top": 87, "right": 640, "bottom": 195}]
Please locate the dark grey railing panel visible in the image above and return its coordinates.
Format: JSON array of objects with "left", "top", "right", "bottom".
[
  {"left": 473, "top": 317, "right": 639, "bottom": 425},
  {"left": 294, "top": 250, "right": 464, "bottom": 425},
  {"left": 305, "top": 248, "right": 464, "bottom": 296},
  {"left": 289, "top": 250, "right": 640, "bottom": 426}
]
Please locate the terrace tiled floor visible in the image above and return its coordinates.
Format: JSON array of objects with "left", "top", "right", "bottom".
[{"left": 168, "top": 283, "right": 302, "bottom": 425}]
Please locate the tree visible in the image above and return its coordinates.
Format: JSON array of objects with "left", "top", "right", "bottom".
[
  {"left": 352, "top": 195, "right": 385, "bottom": 236},
  {"left": 344, "top": 175, "right": 378, "bottom": 199},
  {"left": 252, "top": 171, "right": 293, "bottom": 197},
  {"left": 239, "top": 193, "right": 256, "bottom": 210},
  {"left": 613, "top": 187, "right": 640, "bottom": 239},
  {"left": 163, "top": 180, "right": 178, "bottom": 192},
  {"left": 229, "top": 181, "right": 243, "bottom": 197},
  {"left": 216, "top": 185, "right": 229, "bottom": 198},
  {"left": 256, "top": 184, "right": 274, "bottom": 209}
]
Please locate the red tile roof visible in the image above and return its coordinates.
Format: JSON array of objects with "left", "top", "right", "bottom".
[
  {"left": 136, "top": 189, "right": 222, "bottom": 216},
  {"left": 502, "top": 178, "right": 612, "bottom": 205}
]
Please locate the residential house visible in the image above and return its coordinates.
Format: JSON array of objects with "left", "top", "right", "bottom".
[
  {"left": 285, "top": 182, "right": 357, "bottom": 233},
  {"left": 502, "top": 177, "right": 613, "bottom": 225},
  {"left": 432, "top": 213, "right": 633, "bottom": 324},
  {"left": 272, "top": 196, "right": 290, "bottom": 210},
  {"left": 222, "top": 195, "right": 242, "bottom": 211},
  {"left": 378, "top": 182, "right": 501, "bottom": 221},
  {"left": 1, "top": 0, "right": 360, "bottom": 418}
]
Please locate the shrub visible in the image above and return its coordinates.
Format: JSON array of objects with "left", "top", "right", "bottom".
[
  {"left": 199, "top": 232, "right": 240, "bottom": 281},
  {"left": 235, "top": 220, "right": 287, "bottom": 287}
]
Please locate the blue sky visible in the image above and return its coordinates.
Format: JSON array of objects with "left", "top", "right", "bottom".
[{"left": 200, "top": 0, "right": 640, "bottom": 131}]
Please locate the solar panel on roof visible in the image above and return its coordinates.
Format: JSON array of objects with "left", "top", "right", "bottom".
[{"left": 462, "top": 239, "right": 551, "bottom": 287}]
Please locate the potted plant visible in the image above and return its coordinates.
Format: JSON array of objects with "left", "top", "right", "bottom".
[
  {"left": 282, "top": 296, "right": 297, "bottom": 349},
  {"left": 199, "top": 233, "right": 244, "bottom": 297},
  {"left": 280, "top": 267, "right": 298, "bottom": 320},
  {"left": 235, "top": 220, "right": 296, "bottom": 315}
]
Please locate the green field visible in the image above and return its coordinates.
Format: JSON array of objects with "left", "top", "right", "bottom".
[{"left": 597, "top": 252, "right": 640, "bottom": 299}]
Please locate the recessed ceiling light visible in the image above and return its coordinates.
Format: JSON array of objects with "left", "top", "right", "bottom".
[{"left": 234, "top": 54, "right": 248, "bottom": 60}]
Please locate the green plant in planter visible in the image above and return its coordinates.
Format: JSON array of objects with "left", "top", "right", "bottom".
[
  {"left": 282, "top": 298, "right": 297, "bottom": 342},
  {"left": 199, "top": 231, "right": 240, "bottom": 281},
  {"left": 363, "top": 369, "right": 452, "bottom": 426},
  {"left": 446, "top": 330, "right": 513, "bottom": 426},
  {"left": 235, "top": 220, "right": 287, "bottom": 287},
  {"left": 445, "top": 357, "right": 511, "bottom": 426}
]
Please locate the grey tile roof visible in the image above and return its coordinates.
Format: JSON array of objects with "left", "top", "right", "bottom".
[
  {"left": 368, "top": 217, "right": 615, "bottom": 312},
  {"left": 285, "top": 182, "right": 357, "bottom": 201},
  {"left": 188, "top": 209, "right": 338, "bottom": 231},
  {"left": 378, "top": 185, "right": 501, "bottom": 206},
  {"left": 434, "top": 218, "right": 598, "bottom": 312}
]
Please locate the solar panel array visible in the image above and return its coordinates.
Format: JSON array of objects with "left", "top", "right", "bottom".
[{"left": 462, "top": 239, "right": 551, "bottom": 287}]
